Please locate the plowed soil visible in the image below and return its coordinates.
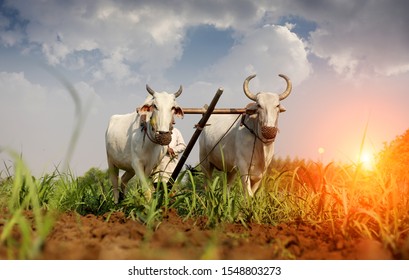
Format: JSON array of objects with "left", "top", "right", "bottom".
[{"left": 1, "top": 209, "right": 401, "bottom": 260}]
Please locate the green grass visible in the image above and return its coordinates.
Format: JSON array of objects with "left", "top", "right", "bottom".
[
  {"left": 1, "top": 150, "right": 409, "bottom": 259},
  {"left": 0, "top": 150, "right": 55, "bottom": 259},
  {"left": 1, "top": 70, "right": 408, "bottom": 259}
]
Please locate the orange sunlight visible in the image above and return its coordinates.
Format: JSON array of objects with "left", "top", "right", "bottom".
[{"left": 358, "top": 151, "right": 375, "bottom": 170}]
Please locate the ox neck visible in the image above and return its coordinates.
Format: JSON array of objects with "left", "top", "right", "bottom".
[
  {"left": 240, "top": 113, "right": 275, "bottom": 145},
  {"left": 142, "top": 120, "right": 161, "bottom": 146}
]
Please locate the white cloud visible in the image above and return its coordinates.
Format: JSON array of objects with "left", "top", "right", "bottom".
[
  {"left": 382, "top": 64, "right": 409, "bottom": 76},
  {"left": 41, "top": 41, "right": 71, "bottom": 65},
  {"left": 284, "top": 0, "right": 409, "bottom": 77},
  {"left": 99, "top": 49, "right": 136, "bottom": 84},
  {"left": 2, "top": 0, "right": 409, "bottom": 175},
  {"left": 198, "top": 24, "right": 311, "bottom": 105},
  {"left": 0, "top": 71, "right": 47, "bottom": 112},
  {"left": 6, "top": 0, "right": 187, "bottom": 81},
  {"left": 3, "top": 0, "right": 409, "bottom": 81},
  {"left": 2, "top": 0, "right": 284, "bottom": 85}
]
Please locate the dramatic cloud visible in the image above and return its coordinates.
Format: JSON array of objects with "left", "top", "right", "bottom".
[
  {"left": 187, "top": 24, "right": 311, "bottom": 107},
  {"left": 2, "top": 0, "right": 409, "bottom": 83},
  {"left": 0, "top": 1, "right": 295, "bottom": 84},
  {"left": 1, "top": 0, "right": 408, "bottom": 174},
  {"left": 281, "top": 0, "right": 409, "bottom": 77},
  {"left": 3, "top": 0, "right": 186, "bottom": 81}
]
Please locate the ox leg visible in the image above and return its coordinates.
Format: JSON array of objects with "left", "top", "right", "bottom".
[
  {"left": 108, "top": 162, "right": 120, "bottom": 204},
  {"left": 241, "top": 174, "right": 253, "bottom": 198},
  {"left": 237, "top": 163, "right": 254, "bottom": 198},
  {"left": 201, "top": 162, "right": 215, "bottom": 191},
  {"left": 250, "top": 180, "right": 262, "bottom": 196},
  {"left": 119, "top": 170, "right": 135, "bottom": 201},
  {"left": 132, "top": 160, "right": 153, "bottom": 201},
  {"left": 199, "top": 156, "right": 214, "bottom": 182},
  {"left": 249, "top": 169, "right": 264, "bottom": 196}
]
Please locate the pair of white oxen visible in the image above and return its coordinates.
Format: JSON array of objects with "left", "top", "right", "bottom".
[{"left": 105, "top": 74, "right": 292, "bottom": 203}]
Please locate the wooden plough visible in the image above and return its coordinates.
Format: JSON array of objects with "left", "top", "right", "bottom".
[
  {"left": 170, "top": 88, "right": 247, "bottom": 186},
  {"left": 141, "top": 87, "right": 248, "bottom": 189}
]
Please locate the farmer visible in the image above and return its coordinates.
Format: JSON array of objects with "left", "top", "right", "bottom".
[{"left": 152, "top": 117, "right": 186, "bottom": 188}]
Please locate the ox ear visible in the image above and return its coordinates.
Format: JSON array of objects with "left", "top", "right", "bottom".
[
  {"left": 174, "top": 106, "right": 184, "bottom": 119},
  {"left": 279, "top": 104, "right": 286, "bottom": 113},
  {"left": 138, "top": 104, "right": 154, "bottom": 114},
  {"left": 245, "top": 102, "right": 258, "bottom": 115}
]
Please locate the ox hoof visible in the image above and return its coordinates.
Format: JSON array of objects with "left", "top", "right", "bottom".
[{"left": 117, "top": 192, "right": 125, "bottom": 203}]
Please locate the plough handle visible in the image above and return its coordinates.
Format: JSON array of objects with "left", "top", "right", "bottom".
[{"left": 169, "top": 88, "right": 224, "bottom": 185}]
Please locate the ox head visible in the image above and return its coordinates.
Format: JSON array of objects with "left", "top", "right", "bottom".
[
  {"left": 138, "top": 84, "right": 184, "bottom": 145},
  {"left": 243, "top": 74, "right": 292, "bottom": 141}
]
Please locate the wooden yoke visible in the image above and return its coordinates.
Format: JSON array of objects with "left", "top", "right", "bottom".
[
  {"left": 181, "top": 108, "right": 246, "bottom": 114},
  {"left": 136, "top": 107, "right": 246, "bottom": 115}
]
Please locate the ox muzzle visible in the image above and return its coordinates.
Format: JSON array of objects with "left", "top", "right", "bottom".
[
  {"left": 154, "top": 131, "right": 172, "bottom": 146},
  {"left": 261, "top": 126, "right": 278, "bottom": 140}
]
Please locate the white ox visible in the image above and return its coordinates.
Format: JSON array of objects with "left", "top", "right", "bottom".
[
  {"left": 199, "top": 74, "right": 292, "bottom": 197},
  {"left": 105, "top": 85, "right": 184, "bottom": 203}
]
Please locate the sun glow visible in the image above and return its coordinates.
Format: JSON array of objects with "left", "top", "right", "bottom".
[{"left": 358, "top": 151, "right": 375, "bottom": 170}]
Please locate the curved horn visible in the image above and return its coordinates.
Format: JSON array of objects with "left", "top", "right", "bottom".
[
  {"left": 146, "top": 84, "right": 155, "bottom": 96},
  {"left": 243, "top": 74, "right": 257, "bottom": 101},
  {"left": 174, "top": 85, "right": 183, "bottom": 98},
  {"left": 278, "top": 74, "right": 292, "bottom": 100}
]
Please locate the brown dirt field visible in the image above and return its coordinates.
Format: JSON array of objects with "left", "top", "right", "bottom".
[{"left": 1, "top": 209, "right": 402, "bottom": 260}]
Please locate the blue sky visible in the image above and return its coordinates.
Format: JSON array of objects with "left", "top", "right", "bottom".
[{"left": 1, "top": 0, "right": 409, "bottom": 176}]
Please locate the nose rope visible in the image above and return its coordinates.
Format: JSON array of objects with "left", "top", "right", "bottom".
[
  {"left": 141, "top": 116, "right": 172, "bottom": 146},
  {"left": 240, "top": 113, "right": 276, "bottom": 144}
]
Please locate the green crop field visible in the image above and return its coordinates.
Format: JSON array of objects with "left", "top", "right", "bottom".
[{"left": 1, "top": 129, "right": 409, "bottom": 259}]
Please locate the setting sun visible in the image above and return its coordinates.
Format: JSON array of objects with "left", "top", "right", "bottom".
[{"left": 358, "top": 151, "right": 375, "bottom": 170}]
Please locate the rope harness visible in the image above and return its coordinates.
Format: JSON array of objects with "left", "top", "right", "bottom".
[
  {"left": 138, "top": 114, "right": 172, "bottom": 178},
  {"left": 140, "top": 115, "right": 172, "bottom": 146},
  {"left": 240, "top": 112, "right": 277, "bottom": 186},
  {"left": 194, "top": 111, "right": 279, "bottom": 175},
  {"left": 240, "top": 113, "right": 276, "bottom": 145}
]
